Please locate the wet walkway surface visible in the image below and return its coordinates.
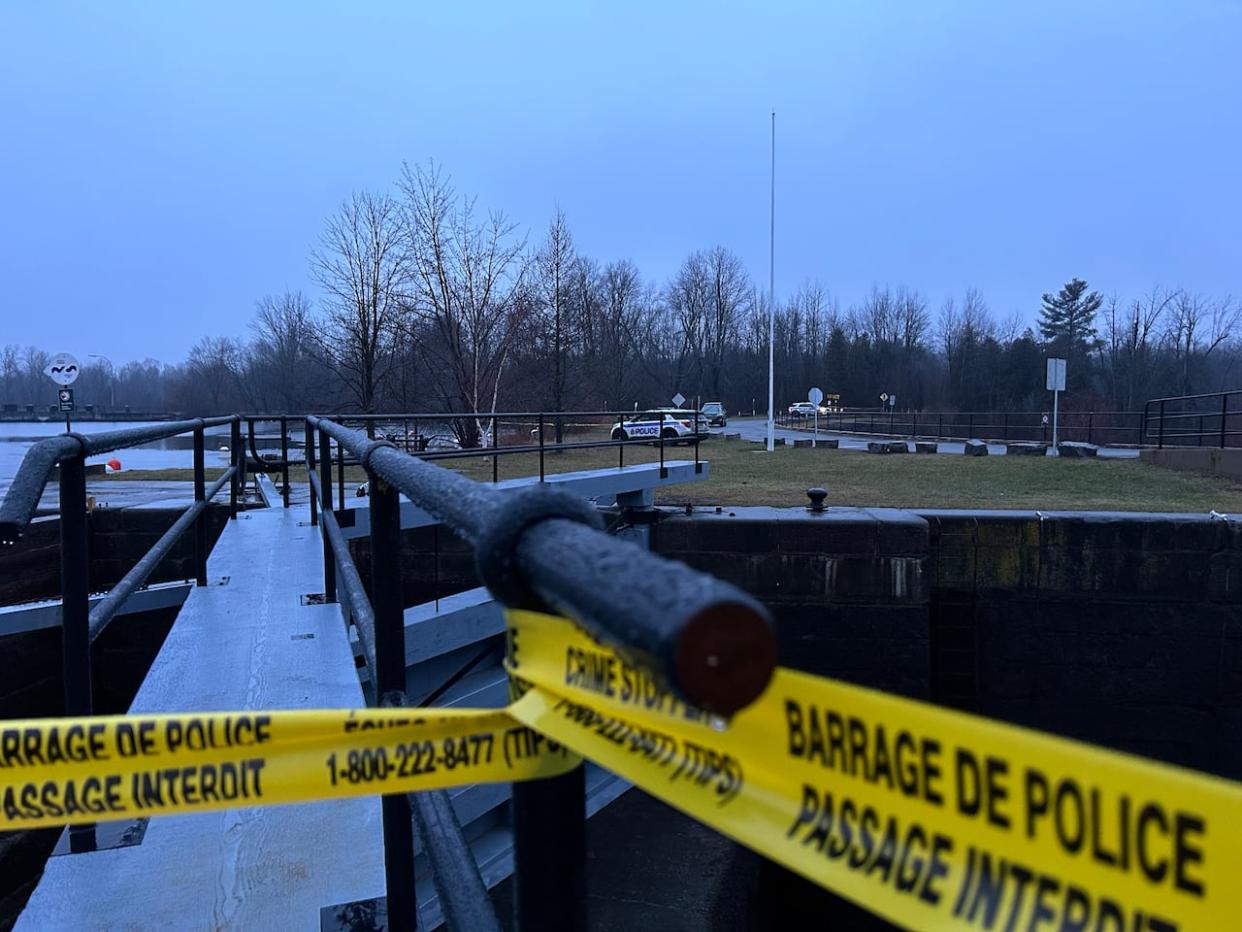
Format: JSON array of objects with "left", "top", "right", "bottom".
[{"left": 724, "top": 417, "right": 1139, "bottom": 458}]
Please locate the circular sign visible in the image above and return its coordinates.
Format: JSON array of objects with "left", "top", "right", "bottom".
[
  {"left": 808, "top": 387, "right": 824, "bottom": 405},
  {"left": 45, "top": 352, "right": 81, "bottom": 386},
  {"left": 879, "top": 392, "right": 889, "bottom": 402}
]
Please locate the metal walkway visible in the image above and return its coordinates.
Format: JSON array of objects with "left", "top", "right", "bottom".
[
  {"left": 19, "top": 502, "right": 389, "bottom": 929},
  {"left": 18, "top": 460, "right": 708, "bottom": 929}
]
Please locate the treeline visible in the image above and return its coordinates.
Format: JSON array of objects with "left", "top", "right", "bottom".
[{"left": 3, "top": 162, "right": 1238, "bottom": 424}]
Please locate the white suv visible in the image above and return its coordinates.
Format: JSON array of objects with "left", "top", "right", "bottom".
[{"left": 611, "top": 410, "right": 699, "bottom": 442}]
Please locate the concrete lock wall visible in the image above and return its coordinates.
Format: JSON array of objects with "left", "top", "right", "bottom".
[
  {"left": 0, "top": 507, "right": 231, "bottom": 606},
  {"left": 652, "top": 507, "right": 1242, "bottom": 781}
]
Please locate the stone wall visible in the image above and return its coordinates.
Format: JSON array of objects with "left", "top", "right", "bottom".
[{"left": 652, "top": 506, "right": 1242, "bottom": 780}]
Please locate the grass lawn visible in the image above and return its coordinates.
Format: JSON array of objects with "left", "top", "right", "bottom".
[{"left": 101, "top": 442, "right": 1242, "bottom": 513}]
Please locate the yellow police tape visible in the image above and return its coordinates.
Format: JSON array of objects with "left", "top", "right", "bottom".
[
  {"left": 503, "top": 609, "right": 1242, "bottom": 931},
  {"left": 5, "top": 607, "right": 1242, "bottom": 931},
  {"left": 0, "top": 705, "right": 577, "bottom": 830}
]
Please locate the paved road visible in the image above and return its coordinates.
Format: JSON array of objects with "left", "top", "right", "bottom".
[{"left": 721, "top": 417, "right": 1139, "bottom": 458}]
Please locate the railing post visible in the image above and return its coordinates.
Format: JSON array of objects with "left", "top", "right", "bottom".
[
  {"left": 280, "top": 416, "right": 290, "bottom": 508},
  {"left": 1088, "top": 413, "right": 1094, "bottom": 446},
  {"left": 968, "top": 413, "right": 974, "bottom": 437},
  {"left": 659, "top": 413, "right": 667, "bottom": 478},
  {"left": 193, "top": 424, "right": 208, "bottom": 587},
  {"left": 318, "top": 427, "right": 336, "bottom": 603},
  {"left": 337, "top": 436, "right": 346, "bottom": 512},
  {"left": 538, "top": 414, "right": 545, "bottom": 482},
  {"left": 230, "top": 418, "right": 242, "bottom": 519},
  {"left": 512, "top": 764, "right": 587, "bottom": 932},
  {"left": 59, "top": 449, "right": 97, "bottom": 853},
  {"left": 939, "top": 414, "right": 943, "bottom": 439},
  {"left": 1158, "top": 401, "right": 1166, "bottom": 449},
  {"left": 1003, "top": 413, "right": 1008, "bottom": 442},
  {"left": 369, "top": 473, "right": 418, "bottom": 932},
  {"left": 1221, "top": 394, "right": 1229, "bottom": 449},
  {"left": 493, "top": 415, "right": 501, "bottom": 483},
  {"left": 1198, "top": 415, "right": 1204, "bottom": 447},
  {"left": 306, "top": 419, "right": 318, "bottom": 526}
]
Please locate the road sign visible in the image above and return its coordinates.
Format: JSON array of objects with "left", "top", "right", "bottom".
[
  {"left": 671, "top": 392, "right": 686, "bottom": 408},
  {"left": 58, "top": 388, "right": 74, "bottom": 412},
  {"left": 1046, "top": 358, "right": 1066, "bottom": 392},
  {"left": 1047, "top": 358, "right": 1066, "bottom": 455},
  {"left": 45, "top": 353, "right": 80, "bottom": 386},
  {"left": 888, "top": 394, "right": 897, "bottom": 408},
  {"left": 808, "top": 387, "right": 823, "bottom": 405},
  {"left": 879, "top": 392, "right": 888, "bottom": 402}
]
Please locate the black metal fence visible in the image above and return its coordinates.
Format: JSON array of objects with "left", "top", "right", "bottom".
[
  {"left": 315, "top": 410, "right": 703, "bottom": 504},
  {"left": 0, "top": 416, "right": 245, "bottom": 852},
  {"left": 1143, "top": 390, "right": 1242, "bottom": 449},
  {"left": 0, "top": 409, "right": 764, "bottom": 929},
  {"left": 303, "top": 415, "right": 771, "bottom": 929},
  {"left": 776, "top": 408, "right": 1144, "bottom": 446}
]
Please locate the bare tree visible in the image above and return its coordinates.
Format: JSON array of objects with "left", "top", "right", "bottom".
[
  {"left": 534, "top": 209, "right": 576, "bottom": 438},
  {"left": 400, "top": 162, "right": 529, "bottom": 446},
  {"left": 311, "top": 190, "right": 410, "bottom": 413},
  {"left": 1165, "top": 291, "right": 1240, "bottom": 394},
  {"left": 667, "top": 252, "right": 710, "bottom": 396},
  {"left": 187, "top": 336, "right": 245, "bottom": 411},
  {"left": 597, "top": 259, "right": 645, "bottom": 407},
  {"left": 702, "top": 246, "right": 750, "bottom": 402},
  {"left": 250, "top": 291, "right": 320, "bottom": 412}
]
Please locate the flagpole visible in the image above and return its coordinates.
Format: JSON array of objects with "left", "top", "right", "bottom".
[{"left": 766, "top": 110, "right": 776, "bottom": 453}]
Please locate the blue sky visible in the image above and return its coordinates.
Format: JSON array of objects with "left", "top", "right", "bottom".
[{"left": 1, "top": 1, "right": 1239, "bottom": 363}]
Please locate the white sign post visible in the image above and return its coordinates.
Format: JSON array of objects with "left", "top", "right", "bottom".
[
  {"left": 1047, "top": 358, "right": 1066, "bottom": 455},
  {"left": 45, "top": 352, "right": 80, "bottom": 431},
  {"left": 808, "top": 387, "right": 824, "bottom": 447}
]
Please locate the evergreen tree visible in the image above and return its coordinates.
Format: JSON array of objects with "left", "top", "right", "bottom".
[
  {"left": 1039, "top": 278, "right": 1102, "bottom": 389},
  {"left": 1038, "top": 278, "right": 1102, "bottom": 353}
]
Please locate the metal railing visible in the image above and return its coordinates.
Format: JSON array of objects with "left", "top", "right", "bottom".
[
  {"left": 0, "top": 409, "right": 754, "bottom": 929},
  {"left": 0, "top": 416, "right": 244, "bottom": 852},
  {"left": 1143, "top": 390, "right": 1242, "bottom": 449},
  {"left": 776, "top": 408, "right": 1145, "bottom": 446},
  {"left": 304, "top": 414, "right": 773, "bottom": 931},
  {"left": 317, "top": 410, "right": 704, "bottom": 504}
]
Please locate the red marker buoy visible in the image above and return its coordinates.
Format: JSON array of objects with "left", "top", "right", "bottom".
[{"left": 107, "top": 458, "right": 122, "bottom": 472}]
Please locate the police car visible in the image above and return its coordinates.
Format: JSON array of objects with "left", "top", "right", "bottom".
[{"left": 610, "top": 409, "right": 701, "bottom": 442}]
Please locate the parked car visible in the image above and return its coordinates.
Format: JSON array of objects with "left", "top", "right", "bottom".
[
  {"left": 700, "top": 401, "right": 728, "bottom": 427},
  {"left": 787, "top": 402, "right": 820, "bottom": 418},
  {"left": 610, "top": 409, "right": 702, "bottom": 442}
]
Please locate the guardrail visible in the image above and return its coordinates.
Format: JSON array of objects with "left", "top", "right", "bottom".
[
  {"left": 303, "top": 414, "right": 772, "bottom": 930},
  {"left": 0, "top": 416, "right": 243, "bottom": 852},
  {"left": 776, "top": 409, "right": 1144, "bottom": 446},
  {"left": 1143, "top": 390, "right": 1242, "bottom": 449}
]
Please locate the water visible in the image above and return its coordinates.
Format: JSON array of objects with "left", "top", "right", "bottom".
[{"left": 0, "top": 420, "right": 288, "bottom": 498}]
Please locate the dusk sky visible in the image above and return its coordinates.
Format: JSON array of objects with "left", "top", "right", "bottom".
[{"left": 2, "top": 2, "right": 1239, "bottom": 365}]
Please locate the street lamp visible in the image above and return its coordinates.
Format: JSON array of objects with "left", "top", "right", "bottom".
[{"left": 88, "top": 354, "right": 116, "bottom": 408}]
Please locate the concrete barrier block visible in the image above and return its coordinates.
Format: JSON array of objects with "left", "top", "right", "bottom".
[
  {"left": 1006, "top": 442, "right": 1048, "bottom": 456},
  {"left": 915, "top": 441, "right": 937, "bottom": 454},
  {"left": 964, "top": 440, "right": 989, "bottom": 456},
  {"left": 867, "top": 441, "right": 890, "bottom": 454},
  {"left": 793, "top": 439, "right": 812, "bottom": 448},
  {"left": 1057, "top": 441, "right": 1099, "bottom": 458},
  {"left": 813, "top": 438, "right": 840, "bottom": 449},
  {"left": 723, "top": 432, "right": 741, "bottom": 440}
]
